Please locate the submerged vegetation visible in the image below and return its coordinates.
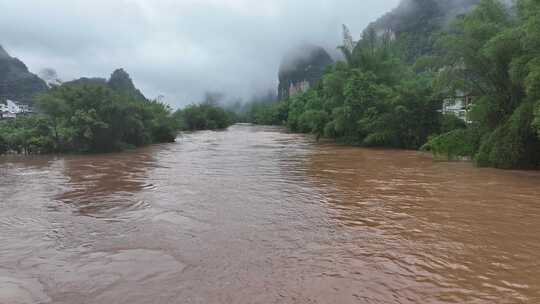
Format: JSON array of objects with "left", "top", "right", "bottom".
[{"left": 248, "top": 0, "right": 540, "bottom": 170}]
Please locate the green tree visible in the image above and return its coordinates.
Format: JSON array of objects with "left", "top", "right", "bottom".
[
  {"left": 174, "top": 103, "right": 233, "bottom": 131},
  {"left": 0, "top": 133, "right": 7, "bottom": 154}
]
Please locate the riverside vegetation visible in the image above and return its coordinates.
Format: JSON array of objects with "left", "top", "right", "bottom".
[
  {"left": 173, "top": 102, "right": 234, "bottom": 132},
  {"left": 244, "top": 0, "right": 540, "bottom": 170},
  {"left": 0, "top": 84, "right": 178, "bottom": 154},
  {"left": 0, "top": 85, "right": 233, "bottom": 155}
]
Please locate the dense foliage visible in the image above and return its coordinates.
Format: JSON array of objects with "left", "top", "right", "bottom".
[
  {"left": 427, "top": 0, "right": 540, "bottom": 169},
  {"left": 274, "top": 21, "right": 443, "bottom": 148},
  {"left": 0, "top": 84, "right": 177, "bottom": 154},
  {"left": 253, "top": 0, "right": 540, "bottom": 169},
  {"left": 173, "top": 103, "right": 234, "bottom": 131},
  {"left": 248, "top": 101, "right": 289, "bottom": 126},
  {"left": 232, "top": 93, "right": 288, "bottom": 126}
]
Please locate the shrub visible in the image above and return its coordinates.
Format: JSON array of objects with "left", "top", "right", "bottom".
[
  {"left": 440, "top": 114, "right": 467, "bottom": 133},
  {"left": 475, "top": 102, "right": 540, "bottom": 169},
  {"left": 425, "top": 129, "right": 475, "bottom": 160}
]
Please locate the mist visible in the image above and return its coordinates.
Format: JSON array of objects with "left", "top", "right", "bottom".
[{"left": 0, "top": 0, "right": 399, "bottom": 108}]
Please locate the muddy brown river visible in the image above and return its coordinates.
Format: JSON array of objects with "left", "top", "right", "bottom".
[{"left": 1, "top": 124, "right": 540, "bottom": 303}]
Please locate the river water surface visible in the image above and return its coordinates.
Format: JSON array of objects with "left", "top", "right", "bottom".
[{"left": 1, "top": 124, "right": 540, "bottom": 303}]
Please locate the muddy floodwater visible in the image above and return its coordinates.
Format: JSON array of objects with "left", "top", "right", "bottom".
[{"left": 1, "top": 124, "right": 540, "bottom": 304}]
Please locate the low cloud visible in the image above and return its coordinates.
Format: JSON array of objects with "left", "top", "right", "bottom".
[{"left": 0, "top": 0, "right": 399, "bottom": 108}]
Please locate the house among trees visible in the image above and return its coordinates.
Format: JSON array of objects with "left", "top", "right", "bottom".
[
  {"left": 442, "top": 92, "right": 473, "bottom": 123},
  {"left": 0, "top": 99, "right": 32, "bottom": 119}
]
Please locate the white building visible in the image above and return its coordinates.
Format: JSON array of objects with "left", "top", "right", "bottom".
[
  {"left": 442, "top": 92, "right": 473, "bottom": 123},
  {"left": 0, "top": 99, "right": 32, "bottom": 119}
]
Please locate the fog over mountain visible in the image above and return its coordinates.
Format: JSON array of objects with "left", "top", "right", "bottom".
[{"left": 0, "top": 0, "right": 399, "bottom": 108}]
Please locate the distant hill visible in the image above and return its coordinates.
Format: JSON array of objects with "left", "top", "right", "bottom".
[
  {"left": 0, "top": 44, "right": 48, "bottom": 105},
  {"left": 278, "top": 44, "right": 333, "bottom": 100},
  {"left": 1, "top": 45, "right": 147, "bottom": 106},
  {"left": 108, "top": 69, "right": 147, "bottom": 101},
  {"left": 64, "top": 69, "right": 147, "bottom": 101},
  {"left": 63, "top": 77, "right": 108, "bottom": 87}
]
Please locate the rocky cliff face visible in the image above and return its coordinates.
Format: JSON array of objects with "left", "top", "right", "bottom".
[
  {"left": 278, "top": 44, "right": 333, "bottom": 101},
  {"left": 0, "top": 45, "right": 48, "bottom": 104}
]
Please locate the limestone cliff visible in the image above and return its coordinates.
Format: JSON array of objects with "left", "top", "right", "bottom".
[{"left": 278, "top": 44, "right": 333, "bottom": 101}]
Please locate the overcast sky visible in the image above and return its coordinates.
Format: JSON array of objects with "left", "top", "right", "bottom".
[{"left": 0, "top": 0, "right": 400, "bottom": 108}]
